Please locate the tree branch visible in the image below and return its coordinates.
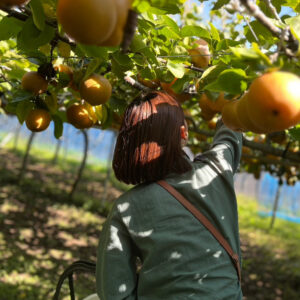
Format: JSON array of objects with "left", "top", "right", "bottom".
[
  {"left": 124, "top": 76, "right": 152, "bottom": 92},
  {"left": 262, "top": 0, "right": 282, "bottom": 23},
  {"left": 242, "top": 153, "right": 299, "bottom": 168},
  {"left": 121, "top": 10, "right": 138, "bottom": 53},
  {"left": 184, "top": 65, "right": 205, "bottom": 73},
  {"left": 186, "top": 116, "right": 300, "bottom": 163},
  {"left": 240, "top": 0, "right": 298, "bottom": 51},
  {"left": 0, "top": 7, "right": 76, "bottom": 47},
  {"left": 240, "top": 0, "right": 281, "bottom": 36},
  {"left": 242, "top": 137, "right": 300, "bottom": 163}
]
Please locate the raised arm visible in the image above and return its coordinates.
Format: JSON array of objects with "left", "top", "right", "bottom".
[
  {"left": 195, "top": 120, "right": 243, "bottom": 175},
  {"left": 210, "top": 120, "right": 243, "bottom": 174}
]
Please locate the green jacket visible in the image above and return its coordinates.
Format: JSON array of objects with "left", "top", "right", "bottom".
[{"left": 96, "top": 124, "right": 243, "bottom": 300}]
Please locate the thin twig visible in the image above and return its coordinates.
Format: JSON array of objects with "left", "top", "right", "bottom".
[
  {"left": 240, "top": 0, "right": 298, "bottom": 52},
  {"left": 243, "top": 16, "right": 259, "bottom": 43},
  {"left": 262, "top": 0, "right": 282, "bottom": 23},
  {"left": 240, "top": 0, "right": 281, "bottom": 36},
  {"left": 124, "top": 76, "right": 152, "bottom": 92},
  {"left": 184, "top": 65, "right": 204, "bottom": 73}
]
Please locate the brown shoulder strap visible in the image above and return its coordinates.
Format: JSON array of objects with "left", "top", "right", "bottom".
[{"left": 157, "top": 180, "right": 242, "bottom": 283}]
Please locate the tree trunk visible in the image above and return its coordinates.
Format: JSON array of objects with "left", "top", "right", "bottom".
[
  {"left": 52, "top": 138, "right": 62, "bottom": 165},
  {"left": 18, "top": 132, "right": 35, "bottom": 183},
  {"left": 255, "top": 178, "right": 261, "bottom": 202},
  {"left": 69, "top": 130, "right": 89, "bottom": 200},
  {"left": 63, "top": 126, "right": 69, "bottom": 161},
  {"left": 269, "top": 180, "right": 283, "bottom": 230},
  {"left": 240, "top": 173, "right": 248, "bottom": 195}
]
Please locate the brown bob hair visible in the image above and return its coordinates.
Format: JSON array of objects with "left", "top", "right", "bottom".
[{"left": 112, "top": 91, "right": 191, "bottom": 185}]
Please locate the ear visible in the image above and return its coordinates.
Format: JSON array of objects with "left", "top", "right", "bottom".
[{"left": 180, "top": 125, "right": 188, "bottom": 140}]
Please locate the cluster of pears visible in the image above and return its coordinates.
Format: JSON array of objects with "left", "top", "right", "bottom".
[
  {"left": 198, "top": 92, "right": 230, "bottom": 121},
  {"left": 66, "top": 73, "right": 112, "bottom": 129},
  {"left": 222, "top": 71, "right": 300, "bottom": 133},
  {"left": 21, "top": 71, "right": 51, "bottom": 132},
  {"left": 21, "top": 68, "right": 112, "bottom": 132},
  {"left": 57, "top": 0, "right": 132, "bottom": 47}
]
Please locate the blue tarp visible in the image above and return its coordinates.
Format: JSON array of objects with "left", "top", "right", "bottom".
[
  {"left": 258, "top": 173, "right": 300, "bottom": 223},
  {"left": 0, "top": 115, "right": 116, "bottom": 164}
]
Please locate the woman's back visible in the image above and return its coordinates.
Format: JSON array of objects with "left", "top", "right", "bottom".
[{"left": 96, "top": 123, "right": 243, "bottom": 300}]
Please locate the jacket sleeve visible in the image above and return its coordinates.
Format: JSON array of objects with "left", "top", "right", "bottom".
[
  {"left": 199, "top": 120, "right": 242, "bottom": 175},
  {"left": 96, "top": 204, "right": 138, "bottom": 300}
]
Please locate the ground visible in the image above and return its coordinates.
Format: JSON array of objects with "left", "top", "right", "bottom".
[{"left": 0, "top": 148, "right": 299, "bottom": 300}]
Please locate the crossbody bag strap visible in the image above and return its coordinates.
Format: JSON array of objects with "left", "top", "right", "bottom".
[{"left": 156, "top": 180, "right": 242, "bottom": 283}]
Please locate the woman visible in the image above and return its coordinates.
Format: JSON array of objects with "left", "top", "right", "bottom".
[{"left": 96, "top": 91, "right": 243, "bottom": 299}]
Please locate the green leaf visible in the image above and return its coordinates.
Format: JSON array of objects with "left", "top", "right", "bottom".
[
  {"left": 76, "top": 44, "right": 110, "bottom": 59},
  {"left": 288, "top": 125, "right": 300, "bottom": 141},
  {"left": 181, "top": 26, "right": 211, "bottom": 39},
  {"left": 52, "top": 114, "right": 64, "bottom": 139},
  {"left": 230, "top": 47, "right": 261, "bottom": 60},
  {"left": 284, "top": 0, "right": 300, "bottom": 12},
  {"left": 244, "top": 20, "right": 275, "bottom": 43},
  {"left": 44, "top": 93, "right": 58, "bottom": 113},
  {"left": 166, "top": 60, "right": 185, "bottom": 78},
  {"left": 100, "top": 104, "right": 112, "bottom": 129},
  {"left": 158, "top": 27, "right": 181, "bottom": 39},
  {"left": 252, "top": 43, "right": 272, "bottom": 65},
  {"left": 170, "top": 76, "right": 190, "bottom": 94},
  {"left": 146, "top": 2, "right": 181, "bottom": 14},
  {"left": 138, "top": 47, "right": 158, "bottom": 64},
  {"left": 4, "top": 60, "right": 27, "bottom": 80},
  {"left": 30, "top": 0, "right": 46, "bottom": 31},
  {"left": 209, "top": 22, "right": 220, "bottom": 41},
  {"left": 17, "top": 17, "right": 55, "bottom": 52},
  {"left": 16, "top": 100, "right": 34, "bottom": 124},
  {"left": 131, "top": 53, "right": 145, "bottom": 66},
  {"left": 135, "top": 1, "right": 151, "bottom": 13},
  {"left": 3, "top": 102, "right": 18, "bottom": 114},
  {"left": 196, "top": 64, "right": 228, "bottom": 91},
  {"left": 84, "top": 58, "right": 102, "bottom": 81},
  {"left": 161, "top": 15, "right": 180, "bottom": 35},
  {"left": 108, "top": 97, "right": 127, "bottom": 115},
  {"left": 257, "top": 0, "right": 282, "bottom": 18},
  {"left": 285, "top": 15, "right": 300, "bottom": 40},
  {"left": 0, "top": 17, "right": 23, "bottom": 40},
  {"left": 139, "top": 67, "right": 157, "bottom": 80},
  {"left": 216, "top": 39, "right": 241, "bottom": 51},
  {"left": 130, "top": 35, "right": 147, "bottom": 52},
  {"left": 111, "top": 55, "right": 132, "bottom": 77},
  {"left": 112, "top": 52, "right": 133, "bottom": 67},
  {"left": 137, "top": 18, "right": 155, "bottom": 33},
  {"left": 205, "top": 69, "right": 248, "bottom": 94},
  {"left": 213, "top": 0, "right": 230, "bottom": 10},
  {"left": 11, "top": 90, "right": 33, "bottom": 103}
]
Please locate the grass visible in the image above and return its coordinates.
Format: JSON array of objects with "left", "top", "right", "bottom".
[
  {"left": 237, "top": 195, "right": 300, "bottom": 300},
  {"left": 0, "top": 145, "right": 118, "bottom": 300},
  {"left": 238, "top": 194, "right": 300, "bottom": 260},
  {"left": 0, "top": 140, "right": 299, "bottom": 299}
]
